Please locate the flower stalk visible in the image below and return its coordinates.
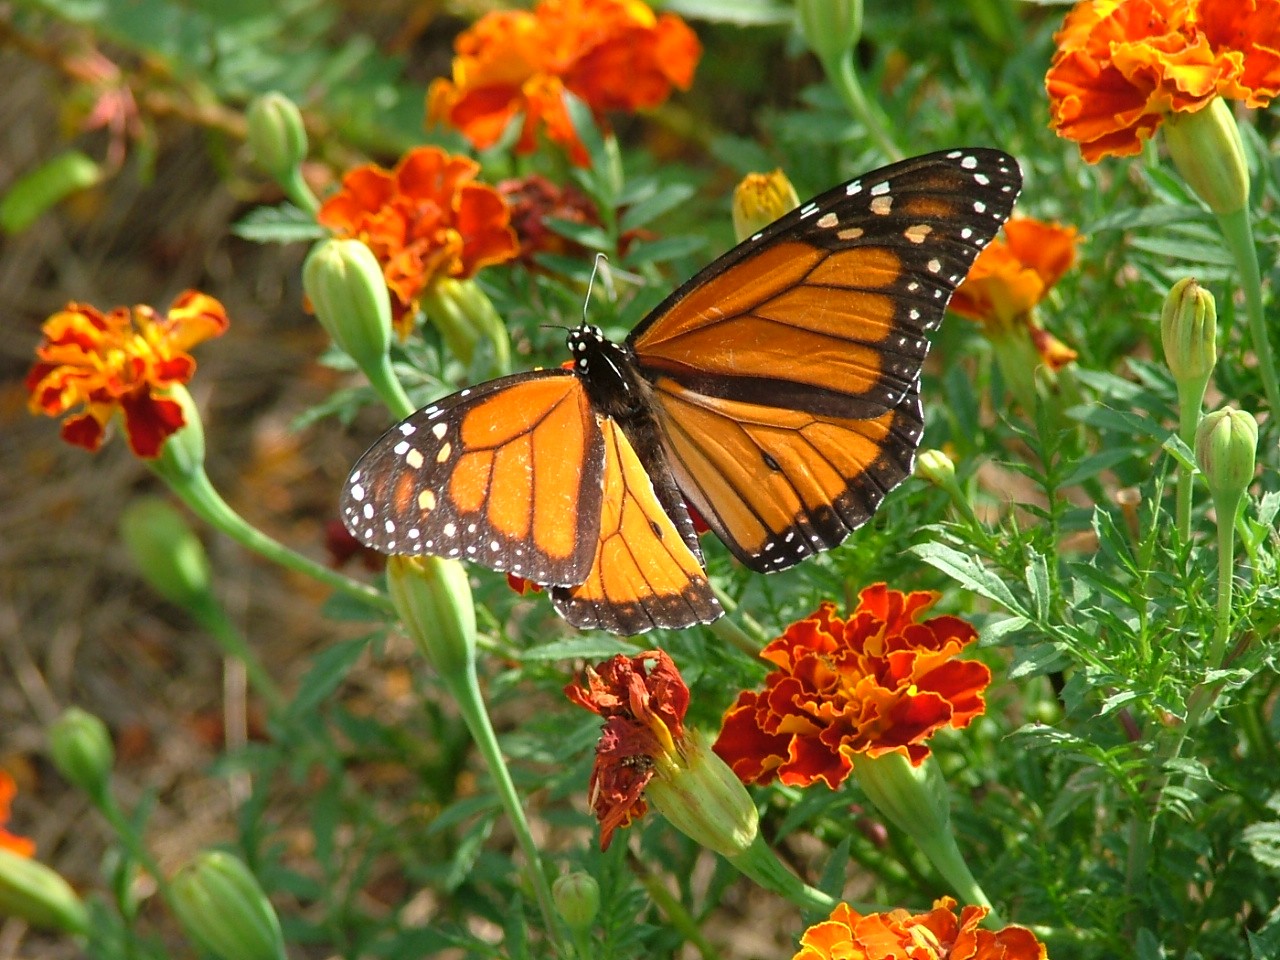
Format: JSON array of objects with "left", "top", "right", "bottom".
[{"left": 1214, "top": 206, "right": 1279, "bottom": 416}]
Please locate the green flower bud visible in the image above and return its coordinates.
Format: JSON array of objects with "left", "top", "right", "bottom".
[
  {"left": 646, "top": 729, "right": 758, "bottom": 859},
  {"left": 552, "top": 872, "right": 600, "bottom": 931},
  {"left": 732, "top": 169, "right": 800, "bottom": 242},
  {"left": 796, "top": 0, "right": 862, "bottom": 73},
  {"left": 420, "top": 277, "right": 511, "bottom": 375},
  {"left": 386, "top": 555, "right": 476, "bottom": 678},
  {"left": 1161, "top": 278, "right": 1217, "bottom": 388},
  {"left": 245, "top": 92, "right": 308, "bottom": 183},
  {"left": 1163, "top": 97, "right": 1249, "bottom": 216},
  {"left": 914, "top": 449, "right": 956, "bottom": 487},
  {"left": 170, "top": 851, "right": 285, "bottom": 960},
  {"left": 0, "top": 848, "right": 90, "bottom": 934},
  {"left": 1196, "top": 407, "right": 1258, "bottom": 520},
  {"left": 150, "top": 384, "right": 206, "bottom": 486},
  {"left": 48, "top": 708, "right": 114, "bottom": 804},
  {"left": 303, "top": 238, "right": 393, "bottom": 374},
  {"left": 120, "top": 497, "right": 212, "bottom": 612}
]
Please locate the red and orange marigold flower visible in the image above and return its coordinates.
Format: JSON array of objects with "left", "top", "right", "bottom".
[
  {"left": 0, "top": 772, "right": 35, "bottom": 858},
  {"left": 950, "top": 217, "right": 1080, "bottom": 371},
  {"left": 26, "top": 291, "right": 228, "bottom": 458},
  {"left": 714, "top": 585, "right": 990, "bottom": 789},
  {"left": 1046, "top": 0, "right": 1280, "bottom": 162},
  {"left": 565, "top": 650, "right": 688, "bottom": 849},
  {"left": 427, "top": 0, "right": 701, "bottom": 167},
  {"left": 793, "top": 898, "right": 1046, "bottom": 960},
  {"left": 317, "top": 146, "right": 519, "bottom": 338}
]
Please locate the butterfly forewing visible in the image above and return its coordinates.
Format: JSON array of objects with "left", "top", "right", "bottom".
[
  {"left": 629, "top": 148, "right": 1022, "bottom": 421},
  {"left": 341, "top": 371, "right": 605, "bottom": 586}
]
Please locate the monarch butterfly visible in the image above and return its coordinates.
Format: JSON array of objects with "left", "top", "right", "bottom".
[{"left": 342, "top": 149, "right": 1021, "bottom": 635}]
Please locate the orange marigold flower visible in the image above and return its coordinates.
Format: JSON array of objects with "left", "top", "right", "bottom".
[
  {"left": 565, "top": 650, "right": 688, "bottom": 849},
  {"left": 317, "top": 146, "right": 518, "bottom": 338},
  {"left": 950, "top": 218, "right": 1080, "bottom": 370},
  {"left": 0, "top": 772, "right": 36, "bottom": 858},
  {"left": 793, "top": 897, "right": 1046, "bottom": 960},
  {"left": 714, "top": 585, "right": 990, "bottom": 788},
  {"left": 428, "top": 0, "right": 701, "bottom": 167},
  {"left": 1046, "top": 0, "right": 1280, "bottom": 162},
  {"left": 26, "top": 291, "right": 228, "bottom": 458}
]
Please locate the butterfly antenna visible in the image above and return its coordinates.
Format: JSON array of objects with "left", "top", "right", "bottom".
[{"left": 584, "top": 253, "right": 609, "bottom": 324}]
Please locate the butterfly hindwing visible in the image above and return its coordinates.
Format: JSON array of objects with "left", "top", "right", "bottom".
[
  {"left": 629, "top": 148, "right": 1022, "bottom": 421},
  {"left": 551, "top": 417, "right": 721, "bottom": 634},
  {"left": 341, "top": 370, "right": 604, "bottom": 586}
]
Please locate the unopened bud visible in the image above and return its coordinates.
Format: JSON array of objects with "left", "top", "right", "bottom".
[
  {"left": 303, "top": 238, "right": 393, "bottom": 374},
  {"left": 1195, "top": 407, "right": 1258, "bottom": 520},
  {"left": 1163, "top": 97, "right": 1249, "bottom": 216},
  {"left": 170, "top": 851, "right": 285, "bottom": 960},
  {"left": 646, "top": 729, "right": 758, "bottom": 859},
  {"left": 0, "top": 848, "right": 89, "bottom": 934},
  {"left": 120, "top": 498, "right": 212, "bottom": 612},
  {"left": 245, "top": 92, "right": 308, "bottom": 183},
  {"left": 553, "top": 872, "right": 600, "bottom": 930},
  {"left": 1161, "top": 278, "right": 1217, "bottom": 388},
  {"left": 48, "top": 708, "right": 114, "bottom": 804},
  {"left": 387, "top": 555, "right": 476, "bottom": 678},
  {"left": 420, "top": 277, "right": 511, "bottom": 375},
  {"left": 732, "top": 169, "right": 800, "bottom": 242},
  {"left": 914, "top": 449, "right": 956, "bottom": 487},
  {"left": 796, "top": 0, "right": 862, "bottom": 73}
]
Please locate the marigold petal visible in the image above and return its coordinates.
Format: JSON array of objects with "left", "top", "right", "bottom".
[
  {"left": 119, "top": 389, "right": 186, "bottom": 458},
  {"left": 164, "top": 290, "right": 230, "bottom": 351},
  {"left": 60, "top": 410, "right": 108, "bottom": 451}
]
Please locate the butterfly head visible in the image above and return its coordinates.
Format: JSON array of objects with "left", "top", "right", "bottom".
[{"left": 567, "top": 322, "right": 646, "bottom": 418}]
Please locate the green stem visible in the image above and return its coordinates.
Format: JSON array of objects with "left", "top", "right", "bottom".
[
  {"left": 190, "top": 596, "right": 287, "bottom": 714},
  {"left": 364, "top": 353, "right": 417, "bottom": 420},
  {"left": 93, "top": 791, "right": 174, "bottom": 909},
  {"left": 1216, "top": 207, "right": 1280, "bottom": 416},
  {"left": 826, "top": 53, "right": 902, "bottom": 161},
  {"left": 283, "top": 165, "right": 320, "bottom": 215},
  {"left": 632, "top": 859, "right": 720, "bottom": 960},
  {"left": 707, "top": 609, "right": 760, "bottom": 657},
  {"left": 1174, "top": 380, "right": 1206, "bottom": 543},
  {"left": 1208, "top": 500, "right": 1236, "bottom": 669},
  {"left": 162, "top": 468, "right": 394, "bottom": 616},
  {"left": 726, "top": 834, "right": 842, "bottom": 914},
  {"left": 446, "top": 664, "right": 569, "bottom": 959}
]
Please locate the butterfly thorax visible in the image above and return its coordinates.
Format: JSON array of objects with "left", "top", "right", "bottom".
[{"left": 567, "top": 323, "right": 648, "bottom": 422}]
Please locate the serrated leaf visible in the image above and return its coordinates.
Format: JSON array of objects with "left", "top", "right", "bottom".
[
  {"left": 620, "top": 182, "right": 697, "bottom": 232},
  {"left": 622, "top": 234, "right": 707, "bottom": 266},
  {"left": 231, "top": 203, "right": 326, "bottom": 244},
  {"left": 1026, "top": 549, "right": 1051, "bottom": 621},
  {"left": 519, "top": 635, "right": 637, "bottom": 662},
  {"left": 910, "top": 541, "right": 1028, "bottom": 615},
  {"left": 285, "top": 635, "right": 372, "bottom": 721},
  {"left": 545, "top": 216, "right": 612, "bottom": 250}
]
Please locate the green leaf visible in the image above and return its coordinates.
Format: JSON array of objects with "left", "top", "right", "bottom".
[
  {"left": 231, "top": 203, "right": 326, "bottom": 244},
  {"left": 520, "top": 636, "right": 637, "bottom": 662},
  {"left": 0, "top": 150, "right": 100, "bottom": 233},
  {"left": 910, "top": 541, "right": 1028, "bottom": 616},
  {"left": 620, "top": 183, "right": 697, "bottom": 232},
  {"left": 1025, "top": 549, "right": 1051, "bottom": 622},
  {"left": 662, "top": 0, "right": 793, "bottom": 25},
  {"left": 545, "top": 217, "right": 612, "bottom": 250},
  {"left": 285, "top": 635, "right": 372, "bottom": 722},
  {"left": 622, "top": 234, "right": 707, "bottom": 267}
]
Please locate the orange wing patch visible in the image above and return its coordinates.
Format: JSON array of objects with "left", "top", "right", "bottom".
[
  {"left": 650, "top": 376, "right": 924, "bottom": 573},
  {"left": 552, "top": 418, "right": 721, "bottom": 635},
  {"left": 341, "top": 371, "right": 605, "bottom": 586}
]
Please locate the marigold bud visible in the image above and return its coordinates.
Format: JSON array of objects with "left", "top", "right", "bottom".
[
  {"left": 48, "top": 708, "right": 114, "bottom": 804},
  {"left": 120, "top": 498, "right": 212, "bottom": 612},
  {"left": 645, "top": 728, "right": 758, "bottom": 859},
  {"left": 420, "top": 277, "right": 511, "bottom": 375},
  {"left": 386, "top": 555, "right": 476, "bottom": 678},
  {"left": 245, "top": 92, "right": 308, "bottom": 184},
  {"left": 795, "top": 0, "right": 862, "bottom": 73},
  {"left": 169, "top": 851, "right": 286, "bottom": 960},
  {"left": 1161, "top": 278, "right": 1217, "bottom": 388},
  {"left": 0, "top": 848, "right": 89, "bottom": 934},
  {"left": 914, "top": 449, "right": 956, "bottom": 487},
  {"left": 552, "top": 872, "right": 600, "bottom": 931},
  {"left": 1163, "top": 97, "right": 1249, "bottom": 217},
  {"left": 303, "top": 238, "right": 393, "bottom": 374},
  {"left": 1195, "top": 407, "right": 1258, "bottom": 520},
  {"left": 732, "top": 170, "right": 800, "bottom": 243}
]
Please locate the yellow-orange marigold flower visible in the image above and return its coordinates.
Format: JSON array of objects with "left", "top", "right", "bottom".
[
  {"left": 950, "top": 218, "right": 1080, "bottom": 371},
  {"left": 26, "top": 291, "right": 228, "bottom": 458},
  {"left": 0, "top": 772, "right": 35, "bottom": 859},
  {"left": 427, "top": 0, "right": 701, "bottom": 167},
  {"left": 1047, "top": 0, "right": 1280, "bottom": 162},
  {"left": 713, "top": 585, "right": 990, "bottom": 789},
  {"left": 317, "top": 146, "right": 518, "bottom": 338},
  {"left": 794, "top": 898, "right": 1046, "bottom": 960}
]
